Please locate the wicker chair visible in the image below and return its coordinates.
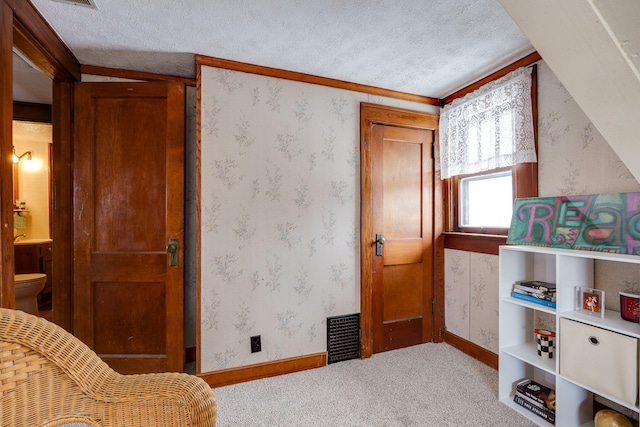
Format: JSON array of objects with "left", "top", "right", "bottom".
[{"left": 0, "top": 308, "right": 216, "bottom": 427}]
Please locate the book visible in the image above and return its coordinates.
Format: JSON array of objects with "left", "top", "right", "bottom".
[
  {"left": 512, "top": 287, "right": 557, "bottom": 302},
  {"left": 511, "top": 291, "right": 557, "bottom": 308},
  {"left": 516, "top": 280, "right": 556, "bottom": 292},
  {"left": 513, "top": 394, "right": 556, "bottom": 424},
  {"left": 513, "top": 284, "right": 556, "bottom": 295},
  {"left": 514, "top": 390, "right": 546, "bottom": 410},
  {"left": 516, "top": 379, "right": 556, "bottom": 411}
]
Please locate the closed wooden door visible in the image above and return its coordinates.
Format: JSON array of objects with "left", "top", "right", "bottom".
[
  {"left": 371, "top": 124, "right": 433, "bottom": 353},
  {"left": 73, "top": 81, "right": 185, "bottom": 374}
]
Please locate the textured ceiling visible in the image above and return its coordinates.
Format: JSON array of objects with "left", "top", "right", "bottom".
[{"left": 24, "top": 0, "right": 535, "bottom": 100}]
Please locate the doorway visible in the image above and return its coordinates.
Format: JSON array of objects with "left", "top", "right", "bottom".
[
  {"left": 12, "top": 50, "right": 54, "bottom": 319},
  {"left": 359, "top": 103, "right": 444, "bottom": 358},
  {"left": 3, "top": 1, "right": 81, "bottom": 330}
]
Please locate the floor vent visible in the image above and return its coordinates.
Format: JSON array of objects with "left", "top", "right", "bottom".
[
  {"left": 51, "top": 0, "right": 98, "bottom": 9},
  {"left": 327, "top": 314, "right": 360, "bottom": 364}
]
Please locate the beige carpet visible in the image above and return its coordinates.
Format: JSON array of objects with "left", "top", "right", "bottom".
[{"left": 214, "top": 342, "right": 538, "bottom": 427}]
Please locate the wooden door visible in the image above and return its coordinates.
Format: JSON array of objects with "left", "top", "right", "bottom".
[
  {"left": 73, "top": 81, "right": 185, "bottom": 374},
  {"left": 371, "top": 124, "right": 434, "bottom": 353}
]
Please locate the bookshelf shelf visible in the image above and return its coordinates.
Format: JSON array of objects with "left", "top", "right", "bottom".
[
  {"left": 501, "top": 341, "right": 555, "bottom": 374},
  {"left": 502, "top": 296, "right": 556, "bottom": 315},
  {"left": 499, "top": 245, "right": 640, "bottom": 426}
]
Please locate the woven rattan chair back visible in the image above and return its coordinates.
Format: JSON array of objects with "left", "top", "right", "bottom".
[{"left": 0, "top": 308, "right": 216, "bottom": 427}]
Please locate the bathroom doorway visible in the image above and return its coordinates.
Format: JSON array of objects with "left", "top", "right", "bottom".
[
  {"left": 2, "top": 2, "right": 77, "bottom": 331},
  {"left": 12, "top": 49, "right": 54, "bottom": 319}
]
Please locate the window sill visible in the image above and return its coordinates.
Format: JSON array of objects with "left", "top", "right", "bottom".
[{"left": 443, "top": 232, "right": 507, "bottom": 255}]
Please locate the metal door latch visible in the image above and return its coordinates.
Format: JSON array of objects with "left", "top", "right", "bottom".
[
  {"left": 167, "top": 238, "right": 179, "bottom": 266},
  {"left": 375, "top": 233, "right": 385, "bottom": 256}
]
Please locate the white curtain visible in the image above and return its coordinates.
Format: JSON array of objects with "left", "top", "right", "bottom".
[{"left": 439, "top": 67, "right": 537, "bottom": 179}]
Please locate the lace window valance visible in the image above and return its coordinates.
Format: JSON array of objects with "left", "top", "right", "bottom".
[{"left": 439, "top": 67, "right": 537, "bottom": 179}]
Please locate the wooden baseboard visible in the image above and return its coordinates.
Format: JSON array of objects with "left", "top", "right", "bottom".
[
  {"left": 444, "top": 331, "right": 498, "bottom": 369},
  {"left": 198, "top": 352, "right": 327, "bottom": 388}
]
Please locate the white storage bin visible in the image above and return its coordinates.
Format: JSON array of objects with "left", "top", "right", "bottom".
[{"left": 559, "top": 318, "right": 638, "bottom": 406}]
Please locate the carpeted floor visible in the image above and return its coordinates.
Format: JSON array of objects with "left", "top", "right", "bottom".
[{"left": 213, "top": 342, "right": 538, "bottom": 426}]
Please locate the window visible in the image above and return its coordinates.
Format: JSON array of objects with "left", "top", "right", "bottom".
[
  {"left": 459, "top": 169, "right": 513, "bottom": 229},
  {"left": 442, "top": 64, "right": 539, "bottom": 252}
]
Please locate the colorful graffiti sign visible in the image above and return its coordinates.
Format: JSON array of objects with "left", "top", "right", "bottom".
[{"left": 507, "top": 192, "right": 640, "bottom": 255}]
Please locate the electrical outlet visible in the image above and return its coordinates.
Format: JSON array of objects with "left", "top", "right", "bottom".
[{"left": 250, "top": 335, "right": 261, "bottom": 353}]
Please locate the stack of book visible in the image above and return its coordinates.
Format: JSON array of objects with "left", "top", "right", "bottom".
[
  {"left": 513, "top": 379, "right": 556, "bottom": 425},
  {"left": 511, "top": 280, "right": 556, "bottom": 308}
]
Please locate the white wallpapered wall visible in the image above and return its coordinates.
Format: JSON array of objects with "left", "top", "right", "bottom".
[
  {"left": 199, "top": 66, "right": 438, "bottom": 372},
  {"left": 444, "top": 61, "right": 640, "bottom": 352}
]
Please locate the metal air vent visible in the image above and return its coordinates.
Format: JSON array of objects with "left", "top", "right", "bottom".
[
  {"left": 327, "top": 314, "right": 360, "bottom": 364},
  {"left": 51, "top": 0, "right": 98, "bottom": 9}
]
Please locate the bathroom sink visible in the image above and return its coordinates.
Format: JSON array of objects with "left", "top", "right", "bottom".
[{"left": 14, "top": 238, "right": 53, "bottom": 245}]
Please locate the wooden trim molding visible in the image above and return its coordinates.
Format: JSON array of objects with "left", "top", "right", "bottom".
[
  {"left": 444, "top": 331, "right": 498, "bottom": 370},
  {"left": 195, "top": 63, "right": 203, "bottom": 375},
  {"left": 7, "top": 0, "right": 80, "bottom": 81},
  {"left": 81, "top": 64, "right": 196, "bottom": 87},
  {"left": 444, "top": 232, "right": 506, "bottom": 256},
  {"left": 443, "top": 51, "right": 541, "bottom": 104},
  {"left": 198, "top": 353, "right": 327, "bottom": 388},
  {"left": 1, "top": 0, "right": 15, "bottom": 309},
  {"left": 196, "top": 54, "right": 443, "bottom": 106},
  {"left": 433, "top": 122, "right": 445, "bottom": 343},
  {"left": 13, "top": 101, "right": 51, "bottom": 122},
  {"left": 50, "top": 80, "right": 74, "bottom": 331}
]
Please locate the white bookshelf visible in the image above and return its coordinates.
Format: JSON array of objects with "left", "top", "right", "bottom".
[{"left": 499, "top": 245, "right": 640, "bottom": 426}]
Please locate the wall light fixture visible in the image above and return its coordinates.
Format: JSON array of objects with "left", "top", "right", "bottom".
[{"left": 12, "top": 149, "right": 32, "bottom": 164}]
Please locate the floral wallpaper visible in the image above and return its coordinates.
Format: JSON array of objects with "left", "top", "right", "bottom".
[
  {"left": 444, "top": 61, "right": 640, "bottom": 353},
  {"left": 444, "top": 250, "right": 470, "bottom": 340},
  {"left": 199, "top": 66, "right": 438, "bottom": 372}
]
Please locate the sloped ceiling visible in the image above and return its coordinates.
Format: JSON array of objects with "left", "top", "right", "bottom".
[
  {"left": 13, "top": 52, "right": 52, "bottom": 104},
  {"left": 499, "top": 0, "right": 640, "bottom": 183},
  {"left": 26, "top": 0, "right": 534, "bottom": 99}
]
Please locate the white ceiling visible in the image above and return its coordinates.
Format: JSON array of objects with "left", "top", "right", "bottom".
[
  {"left": 17, "top": 0, "right": 537, "bottom": 103},
  {"left": 13, "top": 51, "right": 53, "bottom": 104}
]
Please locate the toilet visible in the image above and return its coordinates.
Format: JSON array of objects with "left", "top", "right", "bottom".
[{"left": 15, "top": 273, "right": 47, "bottom": 316}]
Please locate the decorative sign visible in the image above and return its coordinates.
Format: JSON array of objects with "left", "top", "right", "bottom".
[{"left": 507, "top": 192, "right": 640, "bottom": 255}]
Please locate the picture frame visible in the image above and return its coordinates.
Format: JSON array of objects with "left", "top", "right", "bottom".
[{"left": 575, "top": 286, "right": 605, "bottom": 318}]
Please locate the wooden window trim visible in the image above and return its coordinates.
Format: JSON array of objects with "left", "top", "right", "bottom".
[{"left": 443, "top": 64, "right": 538, "bottom": 255}]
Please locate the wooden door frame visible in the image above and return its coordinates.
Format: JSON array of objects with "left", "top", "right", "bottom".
[
  {"left": 1, "top": 0, "right": 79, "bottom": 331},
  {"left": 359, "top": 102, "right": 444, "bottom": 358}
]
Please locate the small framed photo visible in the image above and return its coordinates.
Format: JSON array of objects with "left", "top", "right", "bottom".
[{"left": 575, "top": 286, "right": 605, "bottom": 318}]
